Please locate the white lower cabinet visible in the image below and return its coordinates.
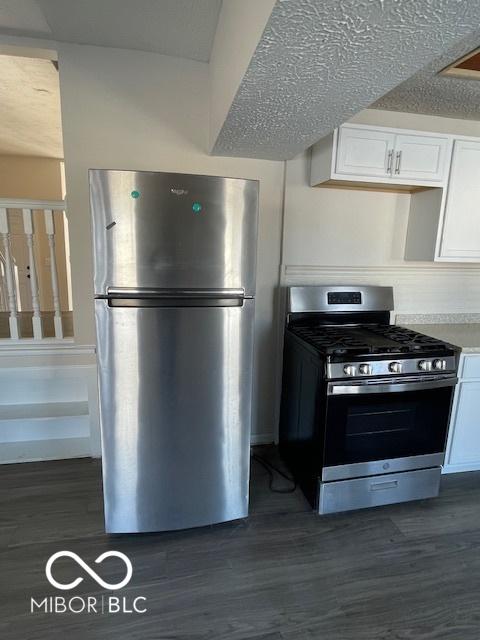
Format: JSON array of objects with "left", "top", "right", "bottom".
[{"left": 443, "top": 354, "right": 480, "bottom": 473}]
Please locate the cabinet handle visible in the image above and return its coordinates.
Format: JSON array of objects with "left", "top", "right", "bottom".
[
  {"left": 395, "top": 150, "right": 402, "bottom": 174},
  {"left": 386, "top": 149, "right": 393, "bottom": 174}
]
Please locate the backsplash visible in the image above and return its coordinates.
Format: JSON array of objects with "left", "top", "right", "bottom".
[
  {"left": 282, "top": 265, "right": 480, "bottom": 315},
  {"left": 396, "top": 313, "right": 480, "bottom": 324}
]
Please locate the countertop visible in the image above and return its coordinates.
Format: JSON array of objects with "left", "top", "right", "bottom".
[{"left": 402, "top": 323, "right": 480, "bottom": 353}]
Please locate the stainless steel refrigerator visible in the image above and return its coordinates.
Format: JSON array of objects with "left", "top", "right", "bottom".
[{"left": 89, "top": 170, "right": 258, "bottom": 533}]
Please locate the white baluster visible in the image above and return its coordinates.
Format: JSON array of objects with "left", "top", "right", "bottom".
[
  {"left": 44, "top": 209, "right": 63, "bottom": 339},
  {"left": 22, "top": 208, "right": 42, "bottom": 339},
  {"left": 0, "top": 208, "right": 20, "bottom": 339}
]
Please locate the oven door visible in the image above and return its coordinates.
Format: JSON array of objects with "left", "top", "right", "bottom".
[{"left": 323, "top": 376, "right": 457, "bottom": 481}]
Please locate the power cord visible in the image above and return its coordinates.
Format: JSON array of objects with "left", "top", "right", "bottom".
[{"left": 251, "top": 453, "right": 297, "bottom": 494}]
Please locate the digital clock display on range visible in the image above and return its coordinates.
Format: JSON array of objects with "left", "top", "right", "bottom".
[{"left": 327, "top": 291, "right": 362, "bottom": 305}]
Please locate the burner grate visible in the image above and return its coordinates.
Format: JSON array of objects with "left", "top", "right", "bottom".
[{"left": 290, "top": 323, "right": 452, "bottom": 357}]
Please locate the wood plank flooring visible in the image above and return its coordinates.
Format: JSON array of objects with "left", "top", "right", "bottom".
[{"left": 1, "top": 447, "right": 480, "bottom": 639}]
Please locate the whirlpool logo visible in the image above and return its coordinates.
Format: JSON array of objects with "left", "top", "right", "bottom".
[{"left": 30, "top": 551, "right": 147, "bottom": 614}]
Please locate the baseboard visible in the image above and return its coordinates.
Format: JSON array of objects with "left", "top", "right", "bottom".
[
  {"left": 0, "top": 436, "right": 92, "bottom": 464},
  {"left": 2, "top": 432, "right": 277, "bottom": 463}
]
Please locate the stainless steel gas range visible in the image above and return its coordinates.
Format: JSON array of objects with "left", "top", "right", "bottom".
[{"left": 279, "top": 285, "right": 460, "bottom": 515}]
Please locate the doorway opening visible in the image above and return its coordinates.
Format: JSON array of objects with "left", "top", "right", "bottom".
[{"left": 0, "top": 52, "right": 73, "bottom": 339}]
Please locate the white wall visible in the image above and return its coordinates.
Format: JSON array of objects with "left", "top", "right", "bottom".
[
  {"left": 282, "top": 109, "right": 480, "bottom": 315},
  {"left": 57, "top": 43, "right": 284, "bottom": 442},
  {"left": 0, "top": 155, "right": 62, "bottom": 200},
  {"left": 284, "top": 152, "right": 410, "bottom": 267}
]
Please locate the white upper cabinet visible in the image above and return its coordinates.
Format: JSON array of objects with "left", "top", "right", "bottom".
[
  {"left": 437, "top": 139, "right": 480, "bottom": 261},
  {"left": 311, "top": 124, "right": 450, "bottom": 188},
  {"left": 335, "top": 127, "right": 396, "bottom": 179},
  {"left": 393, "top": 133, "right": 449, "bottom": 183},
  {"left": 311, "top": 123, "right": 480, "bottom": 263},
  {"left": 406, "top": 137, "right": 480, "bottom": 264}
]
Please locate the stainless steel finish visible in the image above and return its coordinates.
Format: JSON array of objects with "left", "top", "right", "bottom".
[
  {"left": 327, "top": 355, "right": 457, "bottom": 380},
  {"left": 395, "top": 150, "right": 402, "bottom": 174},
  {"left": 386, "top": 149, "right": 394, "bottom": 174},
  {"left": 95, "top": 298, "right": 255, "bottom": 533},
  {"left": 108, "top": 297, "right": 243, "bottom": 308},
  {"left": 433, "top": 358, "right": 447, "bottom": 371},
  {"left": 287, "top": 285, "right": 394, "bottom": 314},
  {"left": 327, "top": 375, "right": 457, "bottom": 396},
  {"left": 418, "top": 359, "right": 433, "bottom": 372},
  {"left": 105, "top": 287, "right": 246, "bottom": 307},
  {"left": 90, "top": 170, "right": 259, "bottom": 533},
  {"left": 318, "top": 467, "right": 441, "bottom": 515},
  {"left": 343, "top": 364, "right": 356, "bottom": 376},
  {"left": 389, "top": 361, "right": 402, "bottom": 374},
  {"left": 358, "top": 363, "right": 372, "bottom": 375},
  {"left": 105, "top": 287, "right": 246, "bottom": 299},
  {"left": 90, "top": 170, "right": 259, "bottom": 296},
  {"left": 322, "top": 453, "right": 445, "bottom": 482}
]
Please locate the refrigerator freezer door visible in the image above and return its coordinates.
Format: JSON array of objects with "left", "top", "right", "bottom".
[
  {"left": 90, "top": 170, "right": 258, "bottom": 296},
  {"left": 95, "top": 298, "right": 255, "bottom": 533}
]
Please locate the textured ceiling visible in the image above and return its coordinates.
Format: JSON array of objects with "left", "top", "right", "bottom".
[
  {"left": 0, "top": 0, "right": 222, "bottom": 62},
  {"left": 212, "top": 0, "right": 480, "bottom": 160},
  {"left": 373, "top": 29, "right": 480, "bottom": 120},
  {"left": 0, "top": 54, "right": 63, "bottom": 157}
]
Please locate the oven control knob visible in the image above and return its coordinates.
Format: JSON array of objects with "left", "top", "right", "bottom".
[
  {"left": 343, "top": 364, "right": 356, "bottom": 376},
  {"left": 388, "top": 361, "right": 402, "bottom": 374},
  {"left": 358, "top": 363, "right": 372, "bottom": 375},
  {"left": 418, "top": 360, "right": 432, "bottom": 371},
  {"left": 433, "top": 359, "right": 447, "bottom": 371}
]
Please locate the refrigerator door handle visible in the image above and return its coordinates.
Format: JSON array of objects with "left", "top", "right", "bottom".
[
  {"left": 104, "top": 287, "right": 246, "bottom": 299},
  {"left": 108, "top": 297, "right": 244, "bottom": 308}
]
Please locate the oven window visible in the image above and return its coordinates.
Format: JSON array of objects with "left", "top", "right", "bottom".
[{"left": 324, "top": 386, "right": 453, "bottom": 467}]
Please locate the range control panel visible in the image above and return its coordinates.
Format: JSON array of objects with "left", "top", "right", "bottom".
[
  {"left": 327, "top": 355, "right": 458, "bottom": 380},
  {"left": 327, "top": 291, "right": 362, "bottom": 305}
]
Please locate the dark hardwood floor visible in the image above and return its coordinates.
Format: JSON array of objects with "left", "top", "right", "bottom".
[{"left": 1, "top": 447, "right": 480, "bottom": 639}]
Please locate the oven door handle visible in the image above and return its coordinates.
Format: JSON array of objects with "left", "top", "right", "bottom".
[{"left": 327, "top": 377, "right": 458, "bottom": 395}]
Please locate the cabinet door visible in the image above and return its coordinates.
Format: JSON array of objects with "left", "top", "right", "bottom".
[
  {"left": 447, "top": 380, "right": 480, "bottom": 468},
  {"left": 335, "top": 126, "right": 395, "bottom": 179},
  {"left": 394, "top": 134, "right": 449, "bottom": 183},
  {"left": 439, "top": 139, "right": 480, "bottom": 260}
]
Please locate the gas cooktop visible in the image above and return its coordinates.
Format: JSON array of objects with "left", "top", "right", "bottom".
[{"left": 289, "top": 323, "right": 454, "bottom": 357}]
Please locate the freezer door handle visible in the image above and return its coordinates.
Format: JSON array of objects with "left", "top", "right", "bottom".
[
  {"left": 104, "top": 287, "right": 246, "bottom": 299},
  {"left": 108, "top": 297, "right": 244, "bottom": 308}
]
